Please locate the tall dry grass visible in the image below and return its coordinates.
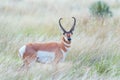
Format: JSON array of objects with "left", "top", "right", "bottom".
[{"left": 0, "top": 0, "right": 120, "bottom": 80}]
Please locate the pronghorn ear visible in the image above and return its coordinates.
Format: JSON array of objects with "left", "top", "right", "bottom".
[
  {"left": 63, "top": 32, "right": 65, "bottom": 35},
  {"left": 69, "top": 31, "right": 73, "bottom": 35}
]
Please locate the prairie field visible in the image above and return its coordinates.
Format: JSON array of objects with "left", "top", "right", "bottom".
[{"left": 0, "top": 0, "right": 120, "bottom": 80}]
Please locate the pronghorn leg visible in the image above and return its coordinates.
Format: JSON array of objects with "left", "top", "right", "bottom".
[
  {"left": 19, "top": 52, "right": 37, "bottom": 71},
  {"left": 52, "top": 51, "right": 64, "bottom": 80},
  {"left": 52, "top": 51, "right": 63, "bottom": 73},
  {"left": 17, "top": 63, "right": 25, "bottom": 71},
  {"left": 53, "top": 50, "right": 63, "bottom": 64},
  {"left": 18, "top": 58, "right": 31, "bottom": 71}
]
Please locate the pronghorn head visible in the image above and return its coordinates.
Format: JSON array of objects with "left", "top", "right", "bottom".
[{"left": 59, "top": 17, "right": 76, "bottom": 42}]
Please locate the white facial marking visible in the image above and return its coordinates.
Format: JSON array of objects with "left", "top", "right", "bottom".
[
  {"left": 64, "top": 36, "right": 68, "bottom": 42},
  {"left": 19, "top": 45, "right": 26, "bottom": 58},
  {"left": 37, "top": 51, "right": 55, "bottom": 63}
]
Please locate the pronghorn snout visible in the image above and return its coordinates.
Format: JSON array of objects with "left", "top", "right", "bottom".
[{"left": 68, "top": 37, "right": 71, "bottom": 41}]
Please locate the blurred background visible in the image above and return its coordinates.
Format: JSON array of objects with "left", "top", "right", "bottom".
[{"left": 0, "top": 0, "right": 120, "bottom": 36}]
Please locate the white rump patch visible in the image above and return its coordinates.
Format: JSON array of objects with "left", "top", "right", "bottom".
[
  {"left": 37, "top": 51, "right": 55, "bottom": 63},
  {"left": 19, "top": 45, "right": 26, "bottom": 58}
]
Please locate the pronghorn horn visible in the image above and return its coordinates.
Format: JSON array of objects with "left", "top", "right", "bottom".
[
  {"left": 69, "top": 17, "right": 76, "bottom": 34},
  {"left": 59, "top": 18, "right": 66, "bottom": 33}
]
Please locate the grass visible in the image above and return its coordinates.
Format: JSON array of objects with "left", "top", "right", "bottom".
[{"left": 0, "top": 0, "right": 120, "bottom": 80}]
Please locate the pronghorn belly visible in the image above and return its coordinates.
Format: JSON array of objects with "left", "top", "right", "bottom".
[{"left": 36, "top": 51, "right": 55, "bottom": 63}]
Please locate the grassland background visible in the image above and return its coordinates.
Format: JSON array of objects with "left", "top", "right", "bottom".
[{"left": 0, "top": 0, "right": 120, "bottom": 80}]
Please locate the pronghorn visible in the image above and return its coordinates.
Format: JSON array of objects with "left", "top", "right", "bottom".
[{"left": 19, "top": 17, "right": 76, "bottom": 69}]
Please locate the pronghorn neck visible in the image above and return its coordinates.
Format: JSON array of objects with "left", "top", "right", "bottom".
[{"left": 60, "top": 36, "right": 71, "bottom": 52}]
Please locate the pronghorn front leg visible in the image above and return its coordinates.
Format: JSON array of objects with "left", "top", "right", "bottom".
[
  {"left": 51, "top": 50, "right": 63, "bottom": 79},
  {"left": 52, "top": 50, "right": 63, "bottom": 72},
  {"left": 53, "top": 50, "right": 63, "bottom": 64}
]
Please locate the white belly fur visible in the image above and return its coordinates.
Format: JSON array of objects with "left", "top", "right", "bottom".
[{"left": 37, "top": 51, "right": 55, "bottom": 63}]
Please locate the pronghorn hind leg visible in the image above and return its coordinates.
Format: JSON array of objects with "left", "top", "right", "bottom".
[
  {"left": 18, "top": 53, "right": 37, "bottom": 71},
  {"left": 17, "top": 59, "right": 30, "bottom": 72},
  {"left": 22, "top": 59, "right": 30, "bottom": 71},
  {"left": 18, "top": 63, "right": 25, "bottom": 71}
]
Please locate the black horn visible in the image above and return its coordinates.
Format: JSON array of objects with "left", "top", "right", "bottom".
[
  {"left": 69, "top": 17, "right": 76, "bottom": 34},
  {"left": 59, "top": 18, "right": 66, "bottom": 34}
]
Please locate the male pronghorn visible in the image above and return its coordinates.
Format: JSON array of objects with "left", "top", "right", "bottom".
[{"left": 19, "top": 17, "right": 76, "bottom": 69}]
